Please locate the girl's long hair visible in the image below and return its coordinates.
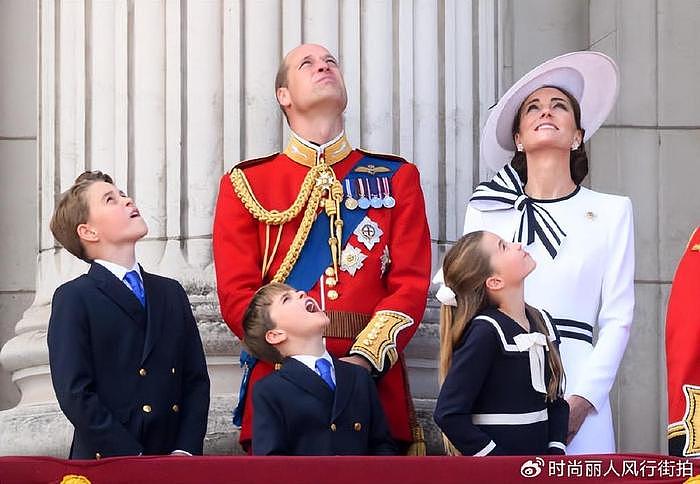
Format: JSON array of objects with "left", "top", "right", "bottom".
[
  {"left": 438, "top": 231, "right": 491, "bottom": 387},
  {"left": 525, "top": 305, "right": 566, "bottom": 401},
  {"left": 438, "top": 231, "right": 492, "bottom": 455}
]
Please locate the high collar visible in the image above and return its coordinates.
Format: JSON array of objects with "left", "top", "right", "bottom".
[{"left": 283, "top": 130, "right": 352, "bottom": 167}]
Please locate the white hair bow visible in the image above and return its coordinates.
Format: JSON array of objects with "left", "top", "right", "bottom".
[{"left": 435, "top": 284, "right": 458, "bottom": 307}]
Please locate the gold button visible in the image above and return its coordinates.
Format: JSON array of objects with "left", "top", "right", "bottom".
[
  {"left": 325, "top": 277, "right": 337, "bottom": 287},
  {"left": 330, "top": 423, "right": 337, "bottom": 431},
  {"left": 171, "top": 367, "right": 176, "bottom": 374},
  {"left": 325, "top": 267, "right": 335, "bottom": 277},
  {"left": 139, "top": 368, "right": 147, "bottom": 377},
  {"left": 274, "top": 363, "right": 282, "bottom": 371},
  {"left": 142, "top": 404, "right": 152, "bottom": 413},
  {"left": 172, "top": 404, "right": 179, "bottom": 412},
  {"left": 327, "top": 290, "right": 338, "bottom": 300},
  {"left": 95, "top": 452, "right": 101, "bottom": 460},
  {"left": 354, "top": 422, "right": 362, "bottom": 431}
]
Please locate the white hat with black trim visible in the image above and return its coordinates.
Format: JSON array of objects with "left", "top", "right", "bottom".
[{"left": 481, "top": 51, "right": 619, "bottom": 172}]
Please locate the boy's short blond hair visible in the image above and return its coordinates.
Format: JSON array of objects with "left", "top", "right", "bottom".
[
  {"left": 50, "top": 171, "right": 113, "bottom": 262},
  {"left": 242, "top": 282, "right": 292, "bottom": 363}
]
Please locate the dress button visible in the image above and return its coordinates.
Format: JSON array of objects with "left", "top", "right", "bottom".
[
  {"left": 172, "top": 404, "right": 179, "bottom": 413},
  {"left": 325, "top": 267, "right": 335, "bottom": 277},
  {"left": 142, "top": 404, "right": 152, "bottom": 413},
  {"left": 354, "top": 422, "right": 362, "bottom": 431},
  {"left": 138, "top": 368, "right": 147, "bottom": 377},
  {"left": 325, "top": 277, "right": 337, "bottom": 287},
  {"left": 327, "top": 290, "right": 338, "bottom": 300},
  {"left": 330, "top": 423, "right": 337, "bottom": 432}
]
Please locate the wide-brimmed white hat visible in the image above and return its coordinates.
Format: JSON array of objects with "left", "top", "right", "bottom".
[{"left": 481, "top": 51, "right": 619, "bottom": 172}]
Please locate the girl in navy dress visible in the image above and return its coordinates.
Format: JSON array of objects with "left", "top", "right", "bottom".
[{"left": 433, "top": 230, "right": 568, "bottom": 456}]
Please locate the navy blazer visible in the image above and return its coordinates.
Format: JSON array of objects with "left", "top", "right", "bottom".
[
  {"left": 47, "top": 262, "right": 210, "bottom": 459},
  {"left": 434, "top": 307, "right": 569, "bottom": 456},
  {"left": 252, "top": 357, "right": 397, "bottom": 456}
]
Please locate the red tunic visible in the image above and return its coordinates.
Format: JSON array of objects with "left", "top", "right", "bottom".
[
  {"left": 213, "top": 139, "right": 431, "bottom": 449},
  {"left": 666, "top": 227, "right": 700, "bottom": 457}
]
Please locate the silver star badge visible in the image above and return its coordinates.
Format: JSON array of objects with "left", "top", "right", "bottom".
[
  {"left": 354, "top": 216, "right": 383, "bottom": 251},
  {"left": 340, "top": 244, "right": 367, "bottom": 276}
]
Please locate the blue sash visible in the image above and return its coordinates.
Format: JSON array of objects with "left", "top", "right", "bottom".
[{"left": 232, "top": 155, "right": 402, "bottom": 426}]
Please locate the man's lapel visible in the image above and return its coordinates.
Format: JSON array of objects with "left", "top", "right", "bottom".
[
  {"left": 88, "top": 262, "right": 146, "bottom": 325},
  {"left": 279, "top": 358, "right": 334, "bottom": 406},
  {"left": 331, "top": 358, "right": 356, "bottom": 421},
  {"left": 140, "top": 267, "right": 163, "bottom": 364}
]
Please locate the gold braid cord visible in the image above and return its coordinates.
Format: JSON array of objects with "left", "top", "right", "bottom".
[
  {"left": 350, "top": 310, "right": 414, "bottom": 372},
  {"left": 230, "top": 164, "right": 343, "bottom": 283}
]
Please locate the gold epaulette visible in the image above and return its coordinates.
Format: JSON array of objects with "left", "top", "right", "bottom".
[
  {"left": 349, "top": 310, "right": 414, "bottom": 372},
  {"left": 357, "top": 148, "right": 412, "bottom": 164},
  {"left": 229, "top": 152, "right": 279, "bottom": 172}
]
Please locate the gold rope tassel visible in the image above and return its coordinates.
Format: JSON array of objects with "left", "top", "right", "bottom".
[
  {"left": 230, "top": 162, "right": 344, "bottom": 285},
  {"left": 406, "top": 426, "right": 427, "bottom": 456},
  {"left": 401, "top": 357, "right": 427, "bottom": 456}
]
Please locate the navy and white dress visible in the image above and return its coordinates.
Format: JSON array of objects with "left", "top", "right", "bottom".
[
  {"left": 464, "top": 165, "right": 635, "bottom": 453},
  {"left": 434, "top": 307, "right": 568, "bottom": 456}
]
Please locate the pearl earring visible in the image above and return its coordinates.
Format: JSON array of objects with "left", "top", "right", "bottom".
[
  {"left": 571, "top": 141, "right": 580, "bottom": 150},
  {"left": 516, "top": 143, "right": 524, "bottom": 152}
]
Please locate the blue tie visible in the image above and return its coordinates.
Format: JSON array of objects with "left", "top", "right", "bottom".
[
  {"left": 315, "top": 358, "right": 335, "bottom": 391},
  {"left": 123, "top": 270, "right": 146, "bottom": 307}
]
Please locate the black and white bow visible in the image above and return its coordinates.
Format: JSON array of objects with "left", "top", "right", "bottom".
[{"left": 469, "top": 164, "right": 566, "bottom": 259}]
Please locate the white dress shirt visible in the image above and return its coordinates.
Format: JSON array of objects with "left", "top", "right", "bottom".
[{"left": 292, "top": 350, "right": 336, "bottom": 385}]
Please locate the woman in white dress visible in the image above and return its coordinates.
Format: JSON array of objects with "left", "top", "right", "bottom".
[{"left": 463, "top": 52, "right": 634, "bottom": 454}]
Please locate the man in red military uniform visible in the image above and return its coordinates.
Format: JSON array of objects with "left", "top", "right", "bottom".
[
  {"left": 213, "top": 43, "right": 431, "bottom": 453},
  {"left": 666, "top": 227, "right": 700, "bottom": 457}
]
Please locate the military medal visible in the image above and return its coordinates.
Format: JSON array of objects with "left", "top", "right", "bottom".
[
  {"left": 357, "top": 178, "right": 370, "bottom": 209},
  {"left": 340, "top": 244, "right": 367, "bottom": 276},
  {"left": 381, "top": 177, "right": 395, "bottom": 208},
  {"left": 344, "top": 179, "right": 358, "bottom": 210},
  {"left": 354, "top": 216, "right": 383, "bottom": 251},
  {"left": 369, "top": 179, "right": 383, "bottom": 209},
  {"left": 380, "top": 245, "right": 391, "bottom": 277}
]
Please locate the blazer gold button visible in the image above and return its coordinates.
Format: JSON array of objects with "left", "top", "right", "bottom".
[
  {"left": 142, "top": 404, "right": 152, "bottom": 413},
  {"left": 327, "top": 290, "right": 338, "bottom": 300},
  {"left": 95, "top": 452, "right": 101, "bottom": 460},
  {"left": 330, "top": 423, "right": 337, "bottom": 431},
  {"left": 172, "top": 404, "right": 179, "bottom": 412},
  {"left": 354, "top": 422, "right": 362, "bottom": 431},
  {"left": 139, "top": 368, "right": 147, "bottom": 377}
]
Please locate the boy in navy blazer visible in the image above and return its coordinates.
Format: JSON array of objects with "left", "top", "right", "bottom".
[
  {"left": 243, "top": 282, "right": 397, "bottom": 456},
  {"left": 47, "top": 171, "right": 210, "bottom": 459}
]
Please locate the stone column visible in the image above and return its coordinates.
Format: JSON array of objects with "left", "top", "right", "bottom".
[{"left": 0, "top": 0, "right": 497, "bottom": 456}]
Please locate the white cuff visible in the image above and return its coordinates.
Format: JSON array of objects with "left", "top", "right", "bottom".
[
  {"left": 548, "top": 441, "right": 566, "bottom": 452},
  {"left": 474, "top": 440, "right": 496, "bottom": 456}
]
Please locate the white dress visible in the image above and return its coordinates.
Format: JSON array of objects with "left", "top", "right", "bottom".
[{"left": 464, "top": 185, "right": 635, "bottom": 454}]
